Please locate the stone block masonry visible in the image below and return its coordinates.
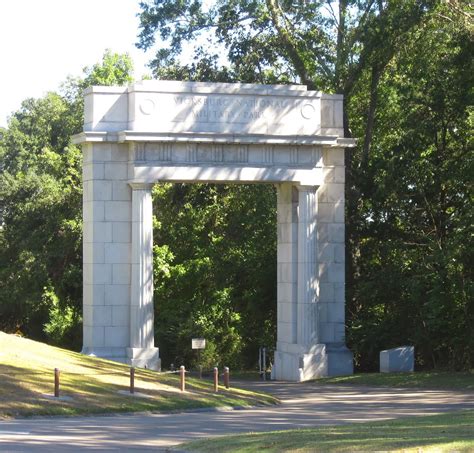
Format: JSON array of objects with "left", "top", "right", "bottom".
[{"left": 74, "top": 80, "right": 355, "bottom": 379}]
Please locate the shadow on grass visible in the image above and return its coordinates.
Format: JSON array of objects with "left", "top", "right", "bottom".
[
  {"left": 0, "top": 361, "right": 276, "bottom": 418},
  {"left": 183, "top": 410, "right": 474, "bottom": 453}
]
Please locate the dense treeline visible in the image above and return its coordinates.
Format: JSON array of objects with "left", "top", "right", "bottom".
[
  {"left": 0, "top": 2, "right": 472, "bottom": 370},
  {"left": 0, "top": 51, "right": 134, "bottom": 349}
]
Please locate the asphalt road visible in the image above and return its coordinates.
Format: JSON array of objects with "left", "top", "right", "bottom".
[{"left": 1, "top": 381, "right": 473, "bottom": 452}]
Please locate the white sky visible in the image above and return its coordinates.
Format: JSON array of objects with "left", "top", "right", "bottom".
[{"left": 0, "top": 0, "right": 154, "bottom": 127}]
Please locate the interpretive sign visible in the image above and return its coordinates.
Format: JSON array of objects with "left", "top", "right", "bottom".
[{"left": 192, "top": 338, "right": 206, "bottom": 350}]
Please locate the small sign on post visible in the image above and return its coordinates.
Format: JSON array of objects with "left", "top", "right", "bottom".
[
  {"left": 192, "top": 338, "right": 206, "bottom": 350},
  {"left": 192, "top": 338, "right": 206, "bottom": 379}
]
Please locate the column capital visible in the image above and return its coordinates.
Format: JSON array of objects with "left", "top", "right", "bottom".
[
  {"left": 129, "top": 182, "right": 154, "bottom": 191},
  {"left": 295, "top": 184, "right": 319, "bottom": 192}
]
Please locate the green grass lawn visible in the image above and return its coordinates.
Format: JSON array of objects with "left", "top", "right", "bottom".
[
  {"left": 313, "top": 370, "right": 474, "bottom": 390},
  {"left": 181, "top": 410, "right": 474, "bottom": 452},
  {"left": 0, "top": 332, "right": 277, "bottom": 418}
]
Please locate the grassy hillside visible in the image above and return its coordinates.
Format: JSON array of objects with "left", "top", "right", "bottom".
[{"left": 0, "top": 332, "right": 277, "bottom": 418}]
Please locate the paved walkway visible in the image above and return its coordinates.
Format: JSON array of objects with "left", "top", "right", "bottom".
[{"left": 1, "top": 381, "right": 473, "bottom": 452}]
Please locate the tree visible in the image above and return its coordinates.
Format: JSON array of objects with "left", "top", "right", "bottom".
[
  {"left": 347, "top": 5, "right": 473, "bottom": 369},
  {"left": 0, "top": 51, "right": 134, "bottom": 349},
  {"left": 152, "top": 183, "right": 277, "bottom": 369},
  {"left": 137, "top": 1, "right": 473, "bottom": 369}
]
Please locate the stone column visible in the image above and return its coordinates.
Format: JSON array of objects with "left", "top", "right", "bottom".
[
  {"left": 296, "top": 185, "right": 319, "bottom": 347},
  {"left": 127, "top": 183, "right": 160, "bottom": 369},
  {"left": 274, "top": 181, "right": 353, "bottom": 381}
]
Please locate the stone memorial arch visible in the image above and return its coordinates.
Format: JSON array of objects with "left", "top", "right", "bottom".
[{"left": 73, "top": 81, "right": 355, "bottom": 381}]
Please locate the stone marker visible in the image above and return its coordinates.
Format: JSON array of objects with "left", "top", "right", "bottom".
[{"left": 380, "top": 346, "right": 415, "bottom": 373}]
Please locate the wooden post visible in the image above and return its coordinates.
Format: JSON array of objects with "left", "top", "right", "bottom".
[
  {"left": 224, "top": 367, "right": 230, "bottom": 389},
  {"left": 180, "top": 365, "right": 185, "bottom": 391},
  {"left": 54, "top": 368, "right": 60, "bottom": 398},
  {"left": 213, "top": 367, "right": 219, "bottom": 392},
  {"left": 130, "top": 367, "right": 135, "bottom": 394}
]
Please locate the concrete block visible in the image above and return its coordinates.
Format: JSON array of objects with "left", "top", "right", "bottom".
[
  {"left": 105, "top": 201, "right": 131, "bottom": 221},
  {"left": 111, "top": 144, "right": 129, "bottom": 161},
  {"left": 318, "top": 223, "right": 329, "bottom": 243},
  {"left": 277, "top": 223, "right": 294, "bottom": 243},
  {"left": 323, "top": 149, "right": 344, "bottom": 166},
  {"left": 105, "top": 162, "right": 128, "bottom": 180},
  {"left": 83, "top": 263, "right": 112, "bottom": 285},
  {"left": 277, "top": 282, "right": 294, "bottom": 303},
  {"left": 318, "top": 243, "right": 334, "bottom": 262},
  {"left": 320, "top": 322, "right": 336, "bottom": 343},
  {"left": 112, "top": 222, "right": 131, "bottom": 243},
  {"left": 85, "top": 144, "right": 112, "bottom": 163},
  {"left": 277, "top": 205, "right": 293, "bottom": 223},
  {"left": 83, "top": 242, "right": 105, "bottom": 264},
  {"left": 104, "top": 326, "right": 129, "bottom": 347},
  {"left": 88, "top": 180, "right": 112, "bottom": 201},
  {"left": 317, "top": 185, "right": 328, "bottom": 202},
  {"left": 334, "top": 244, "right": 345, "bottom": 263},
  {"left": 277, "top": 301, "right": 294, "bottom": 323},
  {"left": 83, "top": 222, "right": 112, "bottom": 243},
  {"left": 112, "top": 181, "right": 132, "bottom": 201},
  {"left": 318, "top": 302, "right": 328, "bottom": 323},
  {"left": 325, "top": 344, "right": 353, "bottom": 376},
  {"left": 323, "top": 167, "right": 335, "bottom": 183},
  {"left": 334, "top": 283, "right": 345, "bottom": 303},
  {"left": 83, "top": 305, "right": 93, "bottom": 326},
  {"left": 327, "top": 183, "right": 344, "bottom": 203},
  {"left": 111, "top": 306, "right": 129, "bottom": 327},
  {"left": 83, "top": 326, "right": 105, "bottom": 347},
  {"left": 320, "top": 100, "right": 334, "bottom": 128},
  {"left": 83, "top": 284, "right": 105, "bottom": 306},
  {"left": 329, "top": 224, "right": 345, "bottom": 243},
  {"left": 319, "top": 263, "right": 328, "bottom": 283},
  {"left": 380, "top": 347, "right": 414, "bottom": 373},
  {"left": 83, "top": 201, "right": 105, "bottom": 222},
  {"left": 334, "top": 201, "right": 344, "bottom": 223},
  {"left": 113, "top": 264, "right": 131, "bottom": 284},
  {"left": 335, "top": 167, "right": 345, "bottom": 182},
  {"left": 93, "top": 306, "right": 112, "bottom": 325},
  {"left": 319, "top": 283, "right": 335, "bottom": 303},
  {"left": 105, "top": 284, "right": 130, "bottom": 305},
  {"left": 277, "top": 243, "right": 293, "bottom": 263},
  {"left": 334, "top": 322, "right": 346, "bottom": 342},
  {"left": 278, "top": 262, "right": 296, "bottom": 283},
  {"left": 328, "top": 263, "right": 344, "bottom": 283},
  {"left": 83, "top": 162, "right": 104, "bottom": 181},
  {"left": 104, "top": 243, "right": 130, "bottom": 264},
  {"left": 328, "top": 302, "right": 345, "bottom": 323},
  {"left": 277, "top": 321, "right": 296, "bottom": 342},
  {"left": 318, "top": 203, "right": 335, "bottom": 223}
]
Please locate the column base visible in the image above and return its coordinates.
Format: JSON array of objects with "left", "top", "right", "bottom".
[
  {"left": 127, "top": 347, "right": 161, "bottom": 370},
  {"left": 273, "top": 343, "right": 353, "bottom": 381},
  {"left": 81, "top": 346, "right": 130, "bottom": 365},
  {"left": 81, "top": 346, "right": 161, "bottom": 371}
]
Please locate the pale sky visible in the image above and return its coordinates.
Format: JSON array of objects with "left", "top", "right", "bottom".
[{"left": 0, "top": 0, "right": 154, "bottom": 127}]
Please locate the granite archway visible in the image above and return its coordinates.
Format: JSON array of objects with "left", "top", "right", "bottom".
[{"left": 73, "top": 81, "right": 355, "bottom": 381}]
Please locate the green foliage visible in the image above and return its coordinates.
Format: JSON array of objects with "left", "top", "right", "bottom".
[
  {"left": 0, "top": 51, "right": 134, "bottom": 349},
  {"left": 152, "top": 183, "right": 276, "bottom": 369},
  {"left": 43, "top": 285, "right": 80, "bottom": 349},
  {"left": 347, "top": 7, "right": 473, "bottom": 370},
  {"left": 138, "top": 1, "right": 473, "bottom": 371},
  {"left": 80, "top": 50, "right": 134, "bottom": 88}
]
